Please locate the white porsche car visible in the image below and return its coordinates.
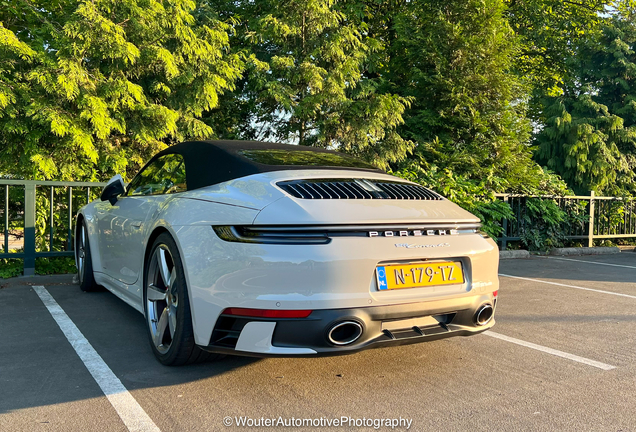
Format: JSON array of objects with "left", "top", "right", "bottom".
[{"left": 75, "top": 140, "right": 499, "bottom": 365}]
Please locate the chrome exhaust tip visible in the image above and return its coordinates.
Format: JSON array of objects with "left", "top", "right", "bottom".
[
  {"left": 327, "top": 321, "right": 363, "bottom": 346},
  {"left": 474, "top": 304, "right": 494, "bottom": 326}
]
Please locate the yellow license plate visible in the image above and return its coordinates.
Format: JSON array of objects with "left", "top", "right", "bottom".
[{"left": 376, "top": 261, "right": 464, "bottom": 290}]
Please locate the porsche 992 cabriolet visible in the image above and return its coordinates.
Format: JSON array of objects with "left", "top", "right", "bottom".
[{"left": 75, "top": 140, "right": 499, "bottom": 365}]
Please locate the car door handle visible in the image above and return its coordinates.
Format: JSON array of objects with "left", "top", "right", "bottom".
[{"left": 131, "top": 221, "right": 142, "bottom": 228}]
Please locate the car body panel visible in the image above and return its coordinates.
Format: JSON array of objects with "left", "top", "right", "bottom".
[
  {"left": 254, "top": 195, "right": 478, "bottom": 225},
  {"left": 177, "top": 170, "right": 454, "bottom": 212},
  {"left": 80, "top": 195, "right": 262, "bottom": 317},
  {"left": 94, "top": 196, "right": 160, "bottom": 284}
]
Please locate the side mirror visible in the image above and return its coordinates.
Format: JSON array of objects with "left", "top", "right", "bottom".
[{"left": 101, "top": 174, "right": 126, "bottom": 205}]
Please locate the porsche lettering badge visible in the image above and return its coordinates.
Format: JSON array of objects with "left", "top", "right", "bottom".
[{"left": 368, "top": 229, "right": 458, "bottom": 237}]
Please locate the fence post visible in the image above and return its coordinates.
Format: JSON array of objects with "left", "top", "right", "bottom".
[
  {"left": 67, "top": 187, "right": 73, "bottom": 251},
  {"left": 501, "top": 195, "right": 509, "bottom": 250},
  {"left": 4, "top": 185, "right": 8, "bottom": 254},
  {"left": 588, "top": 190, "right": 595, "bottom": 248},
  {"left": 23, "top": 183, "right": 36, "bottom": 276}
]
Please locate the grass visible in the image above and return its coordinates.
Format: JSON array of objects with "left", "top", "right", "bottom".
[{"left": 0, "top": 257, "right": 77, "bottom": 278}]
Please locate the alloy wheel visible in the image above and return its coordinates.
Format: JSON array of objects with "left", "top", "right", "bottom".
[{"left": 146, "top": 245, "right": 179, "bottom": 354}]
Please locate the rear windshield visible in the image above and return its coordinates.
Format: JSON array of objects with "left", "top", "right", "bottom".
[{"left": 239, "top": 149, "right": 376, "bottom": 170}]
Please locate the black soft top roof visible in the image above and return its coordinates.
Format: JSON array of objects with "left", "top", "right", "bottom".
[{"left": 149, "top": 140, "right": 383, "bottom": 191}]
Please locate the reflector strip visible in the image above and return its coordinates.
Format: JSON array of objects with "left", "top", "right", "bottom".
[{"left": 222, "top": 308, "right": 312, "bottom": 318}]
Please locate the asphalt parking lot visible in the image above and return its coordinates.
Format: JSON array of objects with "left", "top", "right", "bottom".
[{"left": 2, "top": 253, "right": 636, "bottom": 432}]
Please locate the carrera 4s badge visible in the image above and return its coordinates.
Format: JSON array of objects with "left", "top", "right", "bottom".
[{"left": 394, "top": 243, "right": 451, "bottom": 249}]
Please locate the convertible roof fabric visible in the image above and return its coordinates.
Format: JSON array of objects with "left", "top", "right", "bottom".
[{"left": 149, "top": 140, "right": 383, "bottom": 191}]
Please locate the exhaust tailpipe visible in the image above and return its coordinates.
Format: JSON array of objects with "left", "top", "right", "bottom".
[
  {"left": 474, "top": 304, "right": 494, "bottom": 326},
  {"left": 327, "top": 321, "right": 363, "bottom": 346}
]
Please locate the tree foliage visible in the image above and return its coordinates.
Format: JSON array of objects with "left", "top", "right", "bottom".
[
  {"left": 378, "top": 0, "right": 546, "bottom": 192},
  {"left": 505, "top": 0, "right": 607, "bottom": 95},
  {"left": 535, "top": 5, "right": 636, "bottom": 195},
  {"left": 206, "top": 0, "right": 413, "bottom": 169},
  {"left": 0, "top": 0, "right": 242, "bottom": 181},
  {"left": 2, "top": 0, "right": 636, "bottom": 202}
]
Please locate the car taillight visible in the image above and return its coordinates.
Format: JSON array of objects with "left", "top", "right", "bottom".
[
  {"left": 493, "top": 290, "right": 498, "bottom": 297},
  {"left": 222, "top": 308, "right": 313, "bottom": 318},
  {"left": 213, "top": 226, "right": 330, "bottom": 245}
]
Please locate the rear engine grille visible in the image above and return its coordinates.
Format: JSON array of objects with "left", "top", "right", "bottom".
[{"left": 277, "top": 179, "right": 442, "bottom": 200}]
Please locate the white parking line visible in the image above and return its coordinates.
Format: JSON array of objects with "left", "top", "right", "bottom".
[
  {"left": 33, "top": 286, "right": 161, "bottom": 432},
  {"left": 546, "top": 256, "right": 636, "bottom": 270},
  {"left": 485, "top": 331, "right": 616, "bottom": 370},
  {"left": 499, "top": 274, "right": 636, "bottom": 299}
]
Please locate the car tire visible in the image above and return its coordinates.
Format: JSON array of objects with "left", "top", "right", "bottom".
[
  {"left": 77, "top": 220, "right": 99, "bottom": 292},
  {"left": 143, "top": 232, "right": 219, "bottom": 366}
]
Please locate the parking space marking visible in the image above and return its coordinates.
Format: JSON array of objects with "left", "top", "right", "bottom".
[
  {"left": 546, "top": 256, "right": 636, "bottom": 270},
  {"left": 485, "top": 331, "right": 616, "bottom": 370},
  {"left": 33, "top": 286, "right": 161, "bottom": 432},
  {"left": 499, "top": 274, "right": 636, "bottom": 299}
]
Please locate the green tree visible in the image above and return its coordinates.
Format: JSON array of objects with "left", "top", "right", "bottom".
[
  {"left": 535, "top": 6, "right": 636, "bottom": 194},
  {"left": 363, "top": 0, "right": 548, "bottom": 192},
  {"left": 0, "top": 0, "right": 242, "bottom": 181},
  {"left": 535, "top": 94, "right": 633, "bottom": 194},
  {"left": 205, "top": 0, "right": 413, "bottom": 169},
  {"left": 505, "top": 0, "right": 608, "bottom": 96}
]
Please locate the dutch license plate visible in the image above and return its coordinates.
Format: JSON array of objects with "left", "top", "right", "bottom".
[{"left": 376, "top": 261, "right": 464, "bottom": 290}]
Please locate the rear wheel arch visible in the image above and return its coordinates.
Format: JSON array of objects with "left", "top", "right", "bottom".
[
  {"left": 144, "top": 227, "right": 171, "bottom": 270},
  {"left": 142, "top": 229, "right": 215, "bottom": 365}
]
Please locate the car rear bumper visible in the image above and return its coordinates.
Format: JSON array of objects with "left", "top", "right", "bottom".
[
  {"left": 200, "top": 292, "right": 497, "bottom": 357},
  {"left": 176, "top": 225, "right": 499, "bottom": 346}
]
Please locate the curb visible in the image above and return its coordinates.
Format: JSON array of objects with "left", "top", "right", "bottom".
[
  {"left": 499, "top": 250, "right": 530, "bottom": 260},
  {"left": 549, "top": 246, "right": 621, "bottom": 256},
  {"left": 499, "top": 246, "right": 623, "bottom": 259}
]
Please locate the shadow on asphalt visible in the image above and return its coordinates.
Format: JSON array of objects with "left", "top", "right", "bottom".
[{"left": 0, "top": 276, "right": 260, "bottom": 415}]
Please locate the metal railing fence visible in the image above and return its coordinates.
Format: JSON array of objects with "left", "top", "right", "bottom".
[
  {"left": 495, "top": 191, "right": 636, "bottom": 249},
  {"left": 2, "top": 180, "right": 635, "bottom": 276},
  {"left": 0, "top": 180, "right": 107, "bottom": 275}
]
